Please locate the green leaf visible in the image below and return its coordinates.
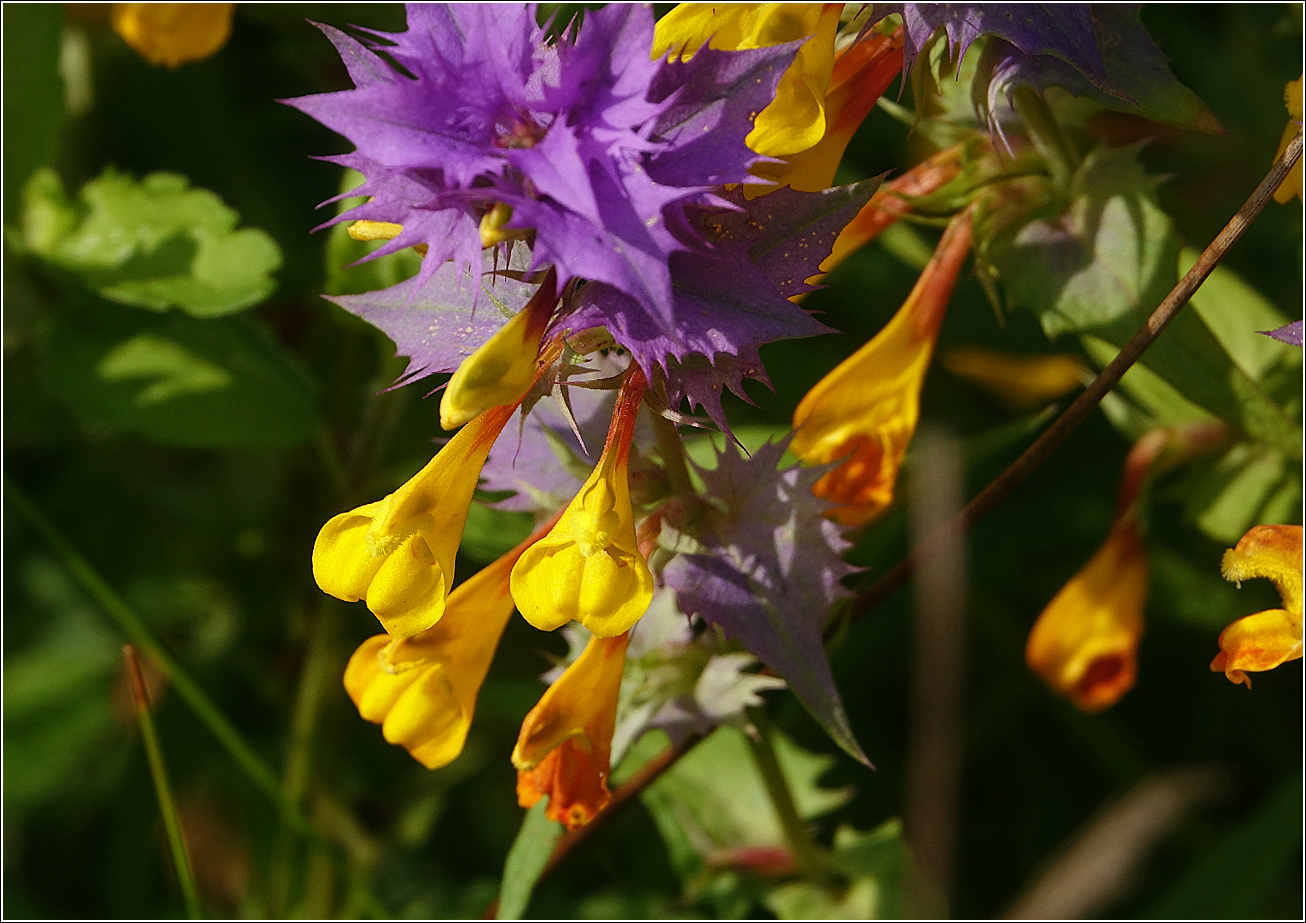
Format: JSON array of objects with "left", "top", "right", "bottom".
[
  {"left": 497, "top": 800, "right": 563, "bottom": 920},
  {"left": 1181, "top": 248, "right": 1297, "bottom": 382},
  {"left": 2, "top": 4, "right": 64, "bottom": 224},
  {"left": 641, "top": 724, "right": 851, "bottom": 877},
  {"left": 991, "top": 146, "right": 1302, "bottom": 455},
  {"left": 460, "top": 503, "right": 534, "bottom": 564},
  {"left": 23, "top": 168, "right": 281, "bottom": 317},
  {"left": 1176, "top": 442, "right": 1300, "bottom": 544},
  {"left": 39, "top": 297, "right": 321, "bottom": 448}
]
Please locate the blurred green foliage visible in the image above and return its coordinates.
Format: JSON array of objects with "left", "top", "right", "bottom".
[{"left": 3, "top": 3, "right": 1301, "bottom": 919}]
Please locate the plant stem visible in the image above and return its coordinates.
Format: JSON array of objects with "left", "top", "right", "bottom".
[
  {"left": 6, "top": 478, "right": 288, "bottom": 816},
  {"left": 745, "top": 708, "right": 833, "bottom": 884},
  {"left": 651, "top": 411, "right": 695, "bottom": 499},
  {"left": 124, "top": 644, "right": 203, "bottom": 920},
  {"left": 850, "top": 127, "right": 1304, "bottom": 619}
]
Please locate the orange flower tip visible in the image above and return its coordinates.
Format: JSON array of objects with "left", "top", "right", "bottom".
[{"left": 515, "top": 741, "right": 612, "bottom": 831}]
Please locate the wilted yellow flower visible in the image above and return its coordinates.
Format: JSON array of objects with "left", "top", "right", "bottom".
[
  {"left": 1211, "top": 524, "right": 1304, "bottom": 687},
  {"left": 440, "top": 270, "right": 556, "bottom": 430},
  {"left": 1026, "top": 519, "right": 1148, "bottom": 712},
  {"left": 653, "top": 3, "right": 841, "bottom": 159},
  {"left": 511, "top": 366, "right": 653, "bottom": 637},
  {"left": 1273, "top": 74, "right": 1303, "bottom": 204},
  {"left": 313, "top": 404, "right": 514, "bottom": 637},
  {"left": 343, "top": 536, "right": 528, "bottom": 769},
  {"left": 791, "top": 208, "right": 973, "bottom": 527},
  {"left": 111, "top": 3, "right": 234, "bottom": 69},
  {"left": 513, "top": 631, "right": 631, "bottom": 830},
  {"left": 940, "top": 347, "right": 1088, "bottom": 411}
]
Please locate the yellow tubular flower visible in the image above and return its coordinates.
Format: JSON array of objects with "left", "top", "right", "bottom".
[
  {"left": 440, "top": 269, "right": 557, "bottom": 431},
  {"left": 1026, "top": 519, "right": 1148, "bottom": 712},
  {"left": 1211, "top": 524, "right": 1304, "bottom": 687},
  {"left": 111, "top": 3, "right": 234, "bottom": 69},
  {"left": 510, "top": 366, "right": 653, "bottom": 637},
  {"left": 513, "top": 631, "right": 631, "bottom": 830},
  {"left": 791, "top": 208, "right": 974, "bottom": 527},
  {"left": 342, "top": 519, "right": 557, "bottom": 768},
  {"left": 313, "top": 404, "right": 515, "bottom": 637},
  {"left": 653, "top": 3, "right": 841, "bottom": 158},
  {"left": 940, "top": 347, "right": 1088, "bottom": 411},
  {"left": 1272, "top": 75, "right": 1303, "bottom": 204}
]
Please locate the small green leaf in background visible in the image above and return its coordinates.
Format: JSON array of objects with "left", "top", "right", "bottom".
[
  {"left": 40, "top": 301, "right": 321, "bottom": 448},
  {"left": 2, "top": 4, "right": 64, "bottom": 224},
  {"left": 497, "top": 800, "right": 563, "bottom": 920},
  {"left": 640, "top": 725, "right": 850, "bottom": 881},
  {"left": 23, "top": 167, "right": 281, "bottom": 317}
]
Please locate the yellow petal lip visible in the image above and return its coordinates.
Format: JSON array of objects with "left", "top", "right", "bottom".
[
  {"left": 343, "top": 539, "right": 524, "bottom": 769},
  {"left": 313, "top": 404, "right": 513, "bottom": 637},
  {"left": 1212, "top": 524, "right": 1304, "bottom": 687},
  {"left": 510, "top": 366, "right": 653, "bottom": 637},
  {"left": 1025, "top": 522, "right": 1148, "bottom": 712},
  {"left": 112, "top": 3, "right": 234, "bottom": 69}
]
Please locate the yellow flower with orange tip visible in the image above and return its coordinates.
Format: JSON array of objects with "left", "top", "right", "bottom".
[
  {"left": 790, "top": 207, "right": 974, "bottom": 527},
  {"left": 1026, "top": 518, "right": 1148, "bottom": 712},
  {"left": 1272, "top": 74, "right": 1303, "bottom": 204},
  {"left": 112, "top": 3, "right": 234, "bottom": 69},
  {"left": 511, "top": 365, "right": 654, "bottom": 637},
  {"left": 313, "top": 403, "right": 514, "bottom": 638},
  {"left": 343, "top": 529, "right": 534, "bottom": 769},
  {"left": 1211, "top": 524, "right": 1304, "bottom": 688},
  {"left": 513, "top": 631, "right": 631, "bottom": 830},
  {"left": 653, "top": 3, "right": 841, "bottom": 159}
]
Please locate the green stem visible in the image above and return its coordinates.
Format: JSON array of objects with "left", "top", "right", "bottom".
[
  {"left": 1011, "top": 85, "right": 1078, "bottom": 200},
  {"left": 270, "top": 602, "right": 344, "bottom": 915},
  {"left": 124, "top": 645, "right": 203, "bottom": 919},
  {"left": 6, "top": 478, "right": 292, "bottom": 817},
  {"left": 745, "top": 708, "right": 832, "bottom": 884},
  {"left": 650, "top": 412, "right": 695, "bottom": 499}
]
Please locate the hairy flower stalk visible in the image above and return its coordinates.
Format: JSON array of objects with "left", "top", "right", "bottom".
[{"left": 511, "top": 364, "right": 655, "bottom": 637}]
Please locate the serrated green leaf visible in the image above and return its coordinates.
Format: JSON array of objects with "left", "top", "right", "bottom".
[
  {"left": 23, "top": 168, "right": 281, "bottom": 317},
  {"left": 497, "top": 800, "right": 563, "bottom": 920},
  {"left": 39, "top": 297, "right": 321, "bottom": 448}
]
